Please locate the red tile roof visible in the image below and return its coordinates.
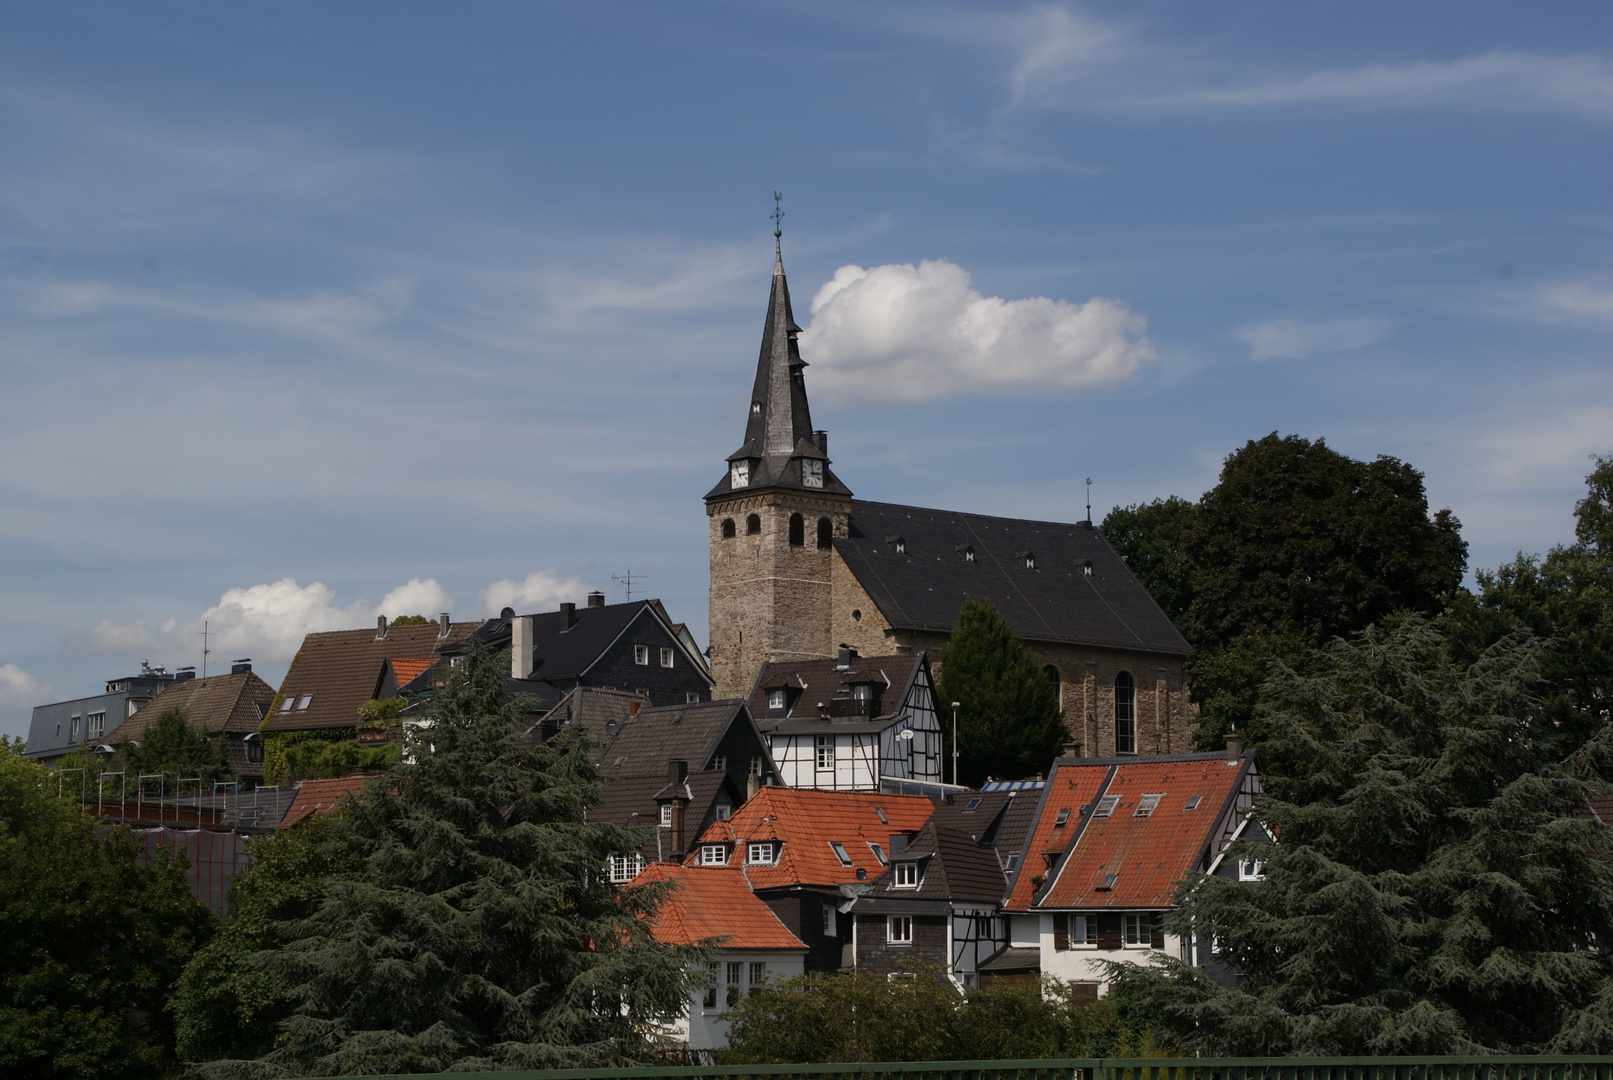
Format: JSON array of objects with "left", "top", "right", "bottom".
[
  {"left": 389, "top": 658, "right": 435, "bottom": 686},
  {"left": 280, "top": 775, "right": 374, "bottom": 828},
  {"left": 686, "top": 787, "right": 934, "bottom": 889},
  {"left": 1003, "top": 763, "right": 1111, "bottom": 911},
  {"left": 635, "top": 863, "right": 807, "bottom": 950}
]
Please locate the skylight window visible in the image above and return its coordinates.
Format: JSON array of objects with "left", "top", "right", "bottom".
[
  {"left": 828, "top": 841, "right": 853, "bottom": 866},
  {"left": 867, "top": 842, "right": 887, "bottom": 865},
  {"left": 1135, "top": 794, "right": 1163, "bottom": 817},
  {"left": 279, "top": 697, "right": 294, "bottom": 712},
  {"left": 1097, "top": 872, "right": 1118, "bottom": 891},
  {"left": 964, "top": 798, "right": 982, "bottom": 811},
  {"left": 1054, "top": 808, "right": 1072, "bottom": 828},
  {"left": 874, "top": 805, "right": 888, "bottom": 824},
  {"left": 1005, "top": 853, "right": 1021, "bottom": 871},
  {"left": 296, "top": 694, "right": 312, "bottom": 710},
  {"left": 1092, "top": 795, "right": 1120, "bottom": 818},
  {"left": 1183, "top": 795, "right": 1202, "bottom": 811}
]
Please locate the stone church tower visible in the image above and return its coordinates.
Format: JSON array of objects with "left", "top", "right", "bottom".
[{"left": 705, "top": 239, "right": 852, "bottom": 698}]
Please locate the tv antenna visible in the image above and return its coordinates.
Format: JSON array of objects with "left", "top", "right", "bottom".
[
  {"left": 771, "top": 192, "right": 785, "bottom": 238},
  {"left": 198, "top": 619, "right": 211, "bottom": 678},
  {"left": 612, "top": 570, "right": 644, "bottom": 603},
  {"left": 1085, "top": 477, "right": 1092, "bottom": 525}
]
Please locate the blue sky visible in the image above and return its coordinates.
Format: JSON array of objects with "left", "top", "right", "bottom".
[{"left": 2, "top": 2, "right": 1609, "bottom": 737}]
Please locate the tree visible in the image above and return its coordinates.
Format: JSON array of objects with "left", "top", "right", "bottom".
[
  {"left": 1101, "top": 495, "right": 1198, "bottom": 623},
  {"left": 1106, "top": 616, "right": 1613, "bottom": 1054},
  {"left": 0, "top": 751, "right": 213, "bottom": 1079},
  {"left": 119, "top": 707, "right": 232, "bottom": 788},
  {"left": 217, "top": 640, "right": 701, "bottom": 1077},
  {"left": 384, "top": 614, "right": 433, "bottom": 627},
  {"left": 937, "top": 596, "right": 1067, "bottom": 786}
]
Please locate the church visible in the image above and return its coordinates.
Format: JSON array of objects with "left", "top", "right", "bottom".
[{"left": 705, "top": 238, "right": 1194, "bottom": 760}]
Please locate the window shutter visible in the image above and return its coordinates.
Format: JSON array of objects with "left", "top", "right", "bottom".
[
  {"left": 1096, "top": 913, "right": 1123, "bottom": 950},
  {"left": 1053, "top": 915, "right": 1069, "bottom": 951},
  {"left": 1150, "top": 914, "right": 1165, "bottom": 950}
]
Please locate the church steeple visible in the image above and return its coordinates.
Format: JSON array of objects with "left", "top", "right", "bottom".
[{"left": 706, "top": 232, "right": 850, "bottom": 501}]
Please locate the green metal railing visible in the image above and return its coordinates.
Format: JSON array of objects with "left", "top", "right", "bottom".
[{"left": 302, "top": 1058, "right": 1613, "bottom": 1080}]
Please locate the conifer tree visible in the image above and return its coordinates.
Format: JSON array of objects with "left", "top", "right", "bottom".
[
  {"left": 228, "top": 640, "right": 701, "bottom": 1077},
  {"left": 1105, "top": 616, "right": 1613, "bottom": 1054},
  {"left": 938, "top": 596, "right": 1066, "bottom": 785}
]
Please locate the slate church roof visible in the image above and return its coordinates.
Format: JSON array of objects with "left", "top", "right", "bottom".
[{"left": 835, "top": 500, "right": 1189, "bottom": 656}]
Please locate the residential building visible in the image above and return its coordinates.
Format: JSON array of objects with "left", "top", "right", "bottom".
[
  {"left": 635, "top": 863, "right": 808, "bottom": 1054},
  {"left": 280, "top": 774, "right": 373, "bottom": 828},
  {"left": 103, "top": 662, "right": 278, "bottom": 782},
  {"left": 25, "top": 662, "right": 185, "bottom": 766},
  {"left": 684, "top": 786, "right": 935, "bottom": 972},
  {"left": 704, "top": 239, "right": 1192, "bottom": 758},
  {"left": 747, "top": 649, "right": 943, "bottom": 791},
  {"left": 984, "top": 742, "right": 1267, "bottom": 994}
]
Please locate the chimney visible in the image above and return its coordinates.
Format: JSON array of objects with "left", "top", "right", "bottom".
[
  {"left": 670, "top": 800, "right": 685, "bottom": 857},
  {"left": 376, "top": 615, "right": 388, "bottom": 640},
  {"left": 746, "top": 772, "right": 760, "bottom": 799},
  {"left": 668, "top": 759, "right": 688, "bottom": 786},
  {"left": 511, "top": 616, "right": 535, "bottom": 680},
  {"left": 560, "top": 602, "right": 577, "bottom": 628},
  {"left": 1225, "top": 726, "right": 1243, "bottom": 764},
  {"left": 230, "top": 659, "right": 252, "bottom": 675},
  {"left": 888, "top": 832, "right": 911, "bottom": 857},
  {"left": 836, "top": 646, "right": 855, "bottom": 670},
  {"left": 437, "top": 612, "right": 451, "bottom": 639},
  {"left": 815, "top": 429, "right": 828, "bottom": 455},
  {"left": 174, "top": 667, "right": 195, "bottom": 683},
  {"left": 587, "top": 591, "right": 605, "bottom": 608},
  {"left": 628, "top": 700, "right": 642, "bottom": 718}
]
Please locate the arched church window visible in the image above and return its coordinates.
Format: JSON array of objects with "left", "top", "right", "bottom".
[
  {"left": 789, "top": 513, "right": 804, "bottom": 547},
  {"left": 722, "top": 518, "right": 736, "bottom": 539},
  {"left": 817, "top": 517, "right": 832, "bottom": 549},
  {"left": 746, "top": 514, "right": 761, "bottom": 535},
  {"left": 1114, "top": 672, "right": 1136, "bottom": 754},
  {"left": 1043, "top": 665, "right": 1060, "bottom": 687}
]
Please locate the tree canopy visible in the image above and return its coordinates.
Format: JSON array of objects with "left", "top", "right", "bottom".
[
  {"left": 1106, "top": 616, "right": 1613, "bottom": 1054},
  {"left": 119, "top": 707, "right": 233, "bottom": 787},
  {"left": 203, "top": 640, "right": 701, "bottom": 1077},
  {"left": 0, "top": 751, "right": 213, "bottom": 1079},
  {"left": 937, "top": 596, "right": 1067, "bottom": 785}
]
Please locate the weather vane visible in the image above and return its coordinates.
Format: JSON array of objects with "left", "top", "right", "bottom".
[{"left": 772, "top": 191, "right": 785, "bottom": 238}]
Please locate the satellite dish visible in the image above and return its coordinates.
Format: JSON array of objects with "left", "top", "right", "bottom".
[{"left": 604, "top": 719, "right": 621, "bottom": 737}]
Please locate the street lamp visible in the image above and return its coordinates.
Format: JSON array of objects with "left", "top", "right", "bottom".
[{"left": 951, "top": 702, "right": 961, "bottom": 787}]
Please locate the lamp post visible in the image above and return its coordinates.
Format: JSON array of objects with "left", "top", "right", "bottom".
[{"left": 951, "top": 701, "right": 961, "bottom": 787}]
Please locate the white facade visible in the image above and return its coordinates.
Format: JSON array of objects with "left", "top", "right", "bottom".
[
  {"left": 765, "top": 673, "right": 943, "bottom": 792},
  {"left": 664, "top": 949, "right": 807, "bottom": 1052},
  {"left": 1022, "top": 912, "right": 1181, "bottom": 991}
]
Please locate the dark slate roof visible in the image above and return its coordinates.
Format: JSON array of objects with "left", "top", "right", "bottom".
[
  {"left": 448, "top": 601, "right": 655, "bottom": 681},
  {"left": 835, "top": 500, "right": 1189, "bottom": 656},
  {"left": 859, "top": 821, "right": 1007, "bottom": 906},
  {"left": 747, "top": 654, "right": 923, "bottom": 722},
  {"left": 591, "top": 769, "right": 740, "bottom": 859},
  {"left": 592, "top": 700, "right": 751, "bottom": 775}
]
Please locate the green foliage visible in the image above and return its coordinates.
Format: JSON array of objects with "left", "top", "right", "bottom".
[
  {"left": 720, "top": 964, "right": 1144, "bottom": 1064},
  {"left": 937, "top": 596, "right": 1067, "bottom": 785},
  {"left": 170, "top": 817, "right": 341, "bottom": 1063},
  {"left": 1101, "top": 495, "right": 1198, "bottom": 623},
  {"left": 1107, "top": 616, "right": 1613, "bottom": 1054},
  {"left": 276, "top": 738, "right": 397, "bottom": 784},
  {"left": 0, "top": 751, "right": 214, "bottom": 1079},
  {"left": 217, "top": 639, "right": 700, "bottom": 1077},
  {"left": 261, "top": 728, "right": 366, "bottom": 787},
  {"left": 1, "top": 734, "right": 25, "bottom": 756},
  {"left": 119, "top": 707, "right": 233, "bottom": 788},
  {"left": 384, "top": 614, "right": 432, "bottom": 627}
]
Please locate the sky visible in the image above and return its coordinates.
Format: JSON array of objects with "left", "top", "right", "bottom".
[{"left": 2, "top": 2, "right": 1609, "bottom": 739}]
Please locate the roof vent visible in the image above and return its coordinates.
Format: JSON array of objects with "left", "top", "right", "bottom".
[
  {"left": 438, "top": 613, "right": 451, "bottom": 639},
  {"left": 587, "top": 591, "right": 605, "bottom": 608},
  {"left": 376, "top": 615, "right": 388, "bottom": 640},
  {"left": 230, "top": 659, "right": 252, "bottom": 675}
]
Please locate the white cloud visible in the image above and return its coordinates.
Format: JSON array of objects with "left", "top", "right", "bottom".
[
  {"left": 480, "top": 571, "right": 599, "bottom": 615},
  {"left": 1535, "top": 278, "right": 1613, "bottom": 320},
  {"left": 1236, "top": 316, "right": 1394, "bottom": 361},
  {"left": 799, "top": 258, "right": 1154, "bottom": 404},
  {"left": 0, "top": 663, "right": 51, "bottom": 719},
  {"left": 67, "top": 577, "right": 455, "bottom": 669}
]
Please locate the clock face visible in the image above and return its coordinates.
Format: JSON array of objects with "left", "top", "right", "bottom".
[
  {"left": 730, "top": 460, "right": 751, "bottom": 488},
  {"left": 802, "top": 459, "right": 823, "bottom": 488}
]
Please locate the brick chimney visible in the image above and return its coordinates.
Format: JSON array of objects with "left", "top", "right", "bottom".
[
  {"left": 587, "top": 591, "right": 605, "bottom": 608},
  {"left": 1225, "top": 726, "right": 1243, "bottom": 764}
]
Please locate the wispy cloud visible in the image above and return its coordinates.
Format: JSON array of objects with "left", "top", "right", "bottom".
[
  {"left": 1535, "top": 277, "right": 1613, "bottom": 320},
  {"left": 0, "top": 664, "right": 50, "bottom": 732},
  {"left": 481, "top": 571, "right": 601, "bottom": 614},
  {"left": 1236, "top": 316, "right": 1395, "bottom": 361}
]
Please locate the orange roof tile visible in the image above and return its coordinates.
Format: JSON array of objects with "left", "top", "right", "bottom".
[
  {"left": 686, "top": 787, "right": 934, "bottom": 889},
  {"left": 1038, "top": 755, "right": 1252, "bottom": 910},
  {"left": 1003, "top": 762, "right": 1111, "bottom": 911},
  {"left": 280, "top": 774, "right": 374, "bottom": 828},
  {"left": 635, "top": 863, "right": 807, "bottom": 950},
  {"left": 389, "top": 658, "right": 435, "bottom": 686}
]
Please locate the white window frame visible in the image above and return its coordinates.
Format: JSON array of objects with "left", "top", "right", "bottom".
[
  {"left": 1238, "top": 859, "right": 1265, "bottom": 881},
  {"left": 703, "top": 962, "right": 720, "bottom": 1009},
  {"left": 828, "top": 841, "right": 853, "bottom": 866},
  {"left": 69, "top": 716, "right": 80, "bottom": 742},
  {"left": 822, "top": 902, "right": 837, "bottom": 936},
  {"left": 1122, "top": 913, "right": 1150, "bottom": 947},
  {"left": 1072, "top": 914, "right": 1098, "bottom": 947},
  {"left": 768, "top": 688, "right": 786, "bottom": 710},
  {"left": 1092, "top": 795, "right": 1120, "bottom": 818},
  {"left": 686, "top": 691, "right": 701, "bottom": 703},
  {"left": 894, "top": 861, "right": 919, "bottom": 888},
  {"left": 658, "top": 804, "right": 672, "bottom": 827},
  {"left": 726, "top": 961, "right": 742, "bottom": 1006},
  {"left": 1135, "top": 793, "right": 1163, "bottom": 817},
  {"left": 747, "top": 841, "right": 776, "bottom": 865},
  {"left": 633, "top": 645, "right": 650, "bottom": 666},
  {"left": 88, "top": 711, "right": 105, "bottom": 738},
  {"left": 749, "top": 961, "right": 766, "bottom": 986},
  {"left": 715, "top": 803, "right": 732, "bottom": 821},
  {"left": 749, "top": 755, "right": 763, "bottom": 777},
  {"left": 867, "top": 841, "right": 887, "bottom": 865},
  {"left": 887, "top": 915, "right": 913, "bottom": 945},
  {"left": 816, "top": 736, "right": 835, "bottom": 770},
  {"left": 712, "top": 754, "right": 727, "bottom": 771},
  {"left": 607, "top": 853, "right": 644, "bottom": 883},
  {"left": 699, "top": 844, "right": 727, "bottom": 866},
  {"left": 660, "top": 647, "right": 674, "bottom": 668}
]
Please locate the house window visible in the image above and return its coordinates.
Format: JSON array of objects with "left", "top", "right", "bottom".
[
  {"left": 722, "top": 517, "right": 736, "bottom": 538},
  {"left": 88, "top": 712, "right": 105, "bottom": 738},
  {"left": 715, "top": 803, "right": 732, "bottom": 822},
  {"left": 748, "top": 755, "right": 763, "bottom": 777},
  {"left": 634, "top": 645, "right": 649, "bottom": 666},
  {"left": 1135, "top": 794, "right": 1163, "bottom": 817},
  {"left": 789, "top": 513, "right": 804, "bottom": 547},
  {"left": 888, "top": 915, "right": 913, "bottom": 945},
  {"left": 703, "top": 962, "right": 720, "bottom": 1009},
  {"left": 1123, "top": 914, "right": 1150, "bottom": 946},
  {"left": 659, "top": 804, "right": 672, "bottom": 827},
  {"left": 1005, "top": 853, "right": 1021, "bottom": 871},
  {"left": 750, "top": 961, "right": 766, "bottom": 986},
  {"left": 608, "top": 854, "right": 644, "bottom": 882},
  {"left": 69, "top": 716, "right": 80, "bottom": 741},
  {"left": 768, "top": 689, "right": 786, "bottom": 710},
  {"left": 850, "top": 683, "right": 873, "bottom": 701},
  {"left": 1238, "top": 859, "right": 1265, "bottom": 881},
  {"left": 894, "top": 862, "right": 919, "bottom": 888},
  {"left": 686, "top": 691, "right": 701, "bottom": 703},
  {"left": 246, "top": 738, "right": 264, "bottom": 763},
  {"left": 803, "top": 459, "right": 824, "bottom": 488},
  {"left": 712, "top": 755, "right": 727, "bottom": 772},
  {"left": 1092, "top": 795, "right": 1120, "bottom": 818},
  {"left": 1072, "top": 914, "right": 1098, "bottom": 946},
  {"left": 828, "top": 841, "right": 853, "bottom": 866},
  {"left": 1114, "top": 672, "right": 1136, "bottom": 754},
  {"left": 726, "top": 961, "right": 742, "bottom": 1006},
  {"left": 746, "top": 513, "right": 761, "bottom": 535},
  {"left": 1044, "top": 665, "right": 1060, "bottom": 689},
  {"left": 822, "top": 902, "right": 837, "bottom": 936},
  {"left": 867, "top": 841, "right": 887, "bottom": 865},
  {"left": 816, "top": 516, "right": 832, "bottom": 548},
  {"left": 816, "top": 736, "right": 835, "bottom": 770},
  {"left": 747, "top": 842, "right": 776, "bottom": 865},
  {"left": 700, "top": 844, "right": 727, "bottom": 866},
  {"left": 660, "top": 647, "right": 674, "bottom": 668}
]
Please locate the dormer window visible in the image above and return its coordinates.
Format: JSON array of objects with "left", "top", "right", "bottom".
[
  {"left": 894, "top": 861, "right": 919, "bottom": 888},
  {"left": 730, "top": 460, "right": 751, "bottom": 488},
  {"left": 748, "top": 842, "right": 778, "bottom": 865},
  {"left": 850, "top": 683, "right": 873, "bottom": 701},
  {"left": 768, "top": 688, "right": 786, "bottom": 710},
  {"left": 802, "top": 459, "right": 824, "bottom": 488},
  {"left": 886, "top": 535, "right": 906, "bottom": 555},
  {"left": 957, "top": 545, "right": 975, "bottom": 563},
  {"left": 700, "top": 844, "right": 727, "bottom": 865},
  {"left": 1023, "top": 552, "right": 1036, "bottom": 570},
  {"left": 1083, "top": 559, "right": 1094, "bottom": 578}
]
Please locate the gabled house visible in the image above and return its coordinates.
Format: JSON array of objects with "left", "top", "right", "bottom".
[
  {"left": 684, "top": 786, "right": 935, "bottom": 972},
  {"left": 986, "top": 743, "right": 1267, "bottom": 994},
  {"left": 636, "top": 863, "right": 808, "bottom": 1054},
  {"left": 104, "top": 662, "right": 277, "bottom": 782},
  {"left": 747, "top": 649, "right": 944, "bottom": 792},
  {"left": 410, "top": 596, "right": 713, "bottom": 714}
]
